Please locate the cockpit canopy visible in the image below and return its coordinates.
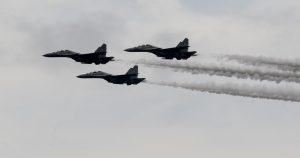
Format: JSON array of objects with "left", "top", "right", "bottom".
[
  {"left": 51, "top": 50, "right": 78, "bottom": 55},
  {"left": 85, "top": 71, "right": 110, "bottom": 76},
  {"left": 134, "top": 44, "right": 159, "bottom": 50}
]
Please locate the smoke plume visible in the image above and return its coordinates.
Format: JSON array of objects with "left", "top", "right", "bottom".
[
  {"left": 220, "top": 54, "right": 300, "bottom": 73},
  {"left": 146, "top": 80, "right": 300, "bottom": 102},
  {"left": 135, "top": 59, "right": 300, "bottom": 83}
]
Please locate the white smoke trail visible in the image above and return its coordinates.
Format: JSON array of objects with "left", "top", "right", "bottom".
[
  {"left": 135, "top": 59, "right": 300, "bottom": 83},
  {"left": 220, "top": 54, "right": 300, "bottom": 73},
  {"left": 146, "top": 80, "right": 300, "bottom": 102}
]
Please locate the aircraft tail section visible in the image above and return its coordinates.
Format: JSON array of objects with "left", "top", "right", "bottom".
[
  {"left": 176, "top": 38, "right": 189, "bottom": 48},
  {"left": 95, "top": 44, "right": 107, "bottom": 55},
  {"left": 126, "top": 65, "right": 138, "bottom": 75}
]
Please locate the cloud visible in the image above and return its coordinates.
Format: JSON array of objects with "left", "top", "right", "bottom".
[{"left": 1, "top": 0, "right": 300, "bottom": 158}]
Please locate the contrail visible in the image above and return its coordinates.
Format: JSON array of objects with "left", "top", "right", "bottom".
[
  {"left": 146, "top": 80, "right": 300, "bottom": 102},
  {"left": 135, "top": 59, "right": 300, "bottom": 83},
  {"left": 220, "top": 54, "right": 300, "bottom": 73}
]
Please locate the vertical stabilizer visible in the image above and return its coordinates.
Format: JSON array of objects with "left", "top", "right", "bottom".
[
  {"left": 126, "top": 65, "right": 138, "bottom": 75},
  {"left": 95, "top": 44, "right": 107, "bottom": 55},
  {"left": 176, "top": 38, "right": 189, "bottom": 48}
]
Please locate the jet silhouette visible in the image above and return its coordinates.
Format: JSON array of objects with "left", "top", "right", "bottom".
[
  {"left": 77, "top": 65, "right": 145, "bottom": 85},
  {"left": 124, "top": 38, "right": 197, "bottom": 60},
  {"left": 43, "top": 44, "right": 114, "bottom": 65}
]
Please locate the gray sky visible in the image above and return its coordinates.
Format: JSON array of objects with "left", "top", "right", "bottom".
[{"left": 1, "top": 0, "right": 300, "bottom": 158}]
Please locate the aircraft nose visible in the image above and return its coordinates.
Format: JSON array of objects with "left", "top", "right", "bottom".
[
  {"left": 124, "top": 48, "right": 134, "bottom": 52},
  {"left": 77, "top": 73, "right": 88, "bottom": 78},
  {"left": 77, "top": 74, "right": 85, "bottom": 78},
  {"left": 77, "top": 73, "right": 92, "bottom": 78},
  {"left": 43, "top": 52, "right": 57, "bottom": 57},
  {"left": 43, "top": 53, "right": 51, "bottom": 57}
]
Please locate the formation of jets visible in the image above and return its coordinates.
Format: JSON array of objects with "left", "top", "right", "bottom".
[{"left": 43, "top": 38, "right": 196, "bottom": 85}]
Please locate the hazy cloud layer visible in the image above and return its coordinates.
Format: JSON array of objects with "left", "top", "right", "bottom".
[{"left": 1, "top": 0, "right": 300, "bottom": 158}]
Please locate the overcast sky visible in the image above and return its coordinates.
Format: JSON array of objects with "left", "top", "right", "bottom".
[{"left": 1, "top": 0, "right": 300, "bottom": 158}]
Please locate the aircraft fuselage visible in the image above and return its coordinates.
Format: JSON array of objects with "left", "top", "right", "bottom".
[
  {"left": 104, "top": 75, "right": 145, "bottom": 85},
  {"left": 150, "top": 49, "right": 197, "bottom": 60},
  {"left": 77, "top": 74, "right": 145, "bottom": 85},
  {"left": 71, "top": 54, "right": 114, "bottom": 64},
  {"left": 43, "top": 52, "right": 114, "bottom": 65},
  {"left": 124, "top": 38, "right": 197, "bottom": 60}
]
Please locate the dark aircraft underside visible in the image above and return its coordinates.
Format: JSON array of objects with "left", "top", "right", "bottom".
[
  {"left": 152, "top": 51, "right": 197, "bottom": 60},
  {"left": 71, "top": 55, "right": 114, "bottom": 64},
  {"left": 104, "top": 76, "right": 145, "bottom": 85}
]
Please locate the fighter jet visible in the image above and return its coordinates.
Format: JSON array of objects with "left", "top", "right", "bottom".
[
  {"left": 43, "top": 44, "right": 114, "bottom": 65},
  {"left": 77, "top": 65, "right": 145, "bottom": 85},
  {"left": 124, "top": 38, "right": 197, "bottom": 60}
]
